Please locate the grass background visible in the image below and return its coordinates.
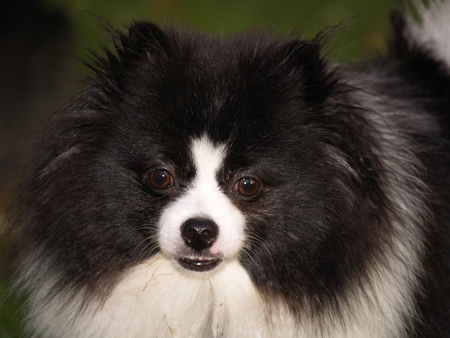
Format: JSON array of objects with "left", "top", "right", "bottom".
[{"left": 1, "top": 0, "right": 398, "bottom": 336}]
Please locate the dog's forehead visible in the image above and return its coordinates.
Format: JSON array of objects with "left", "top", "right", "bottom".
[{"left": 190, "top": 136, "right": 226, "bottom": 179}]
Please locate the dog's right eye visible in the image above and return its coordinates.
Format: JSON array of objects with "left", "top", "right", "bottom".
[{"left": 148, "top": 170, "right": 174, "bottom": 190}]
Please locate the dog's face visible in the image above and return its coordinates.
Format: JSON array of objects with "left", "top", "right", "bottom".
[
  {"left": 157, "top": 137, "right": 245, "bottom": 272},
  {"left": 18, "top": 23, "right": 387, "bottom": 314}
]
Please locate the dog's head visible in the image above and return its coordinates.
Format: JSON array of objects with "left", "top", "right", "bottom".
[{"left": 14, "top": 22, "right": 388, "bottom": 313}]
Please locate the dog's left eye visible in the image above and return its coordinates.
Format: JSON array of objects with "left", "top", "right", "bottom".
[
  {"left": 233, "top": 177, "right": 261, "bottom": 197},
  {"left": 148, "top": 170, "right": 174, "bottom": 190}
]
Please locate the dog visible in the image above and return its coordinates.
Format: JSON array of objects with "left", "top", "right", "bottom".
[{"left": 8, "top": 1, "right": 450, "bottom": 337}]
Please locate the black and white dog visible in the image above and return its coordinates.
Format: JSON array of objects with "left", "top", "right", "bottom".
[{"left": 9, "top": 1, "right": 450, "bottom": 337}]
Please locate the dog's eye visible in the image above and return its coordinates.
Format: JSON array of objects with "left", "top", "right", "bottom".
[
  {"left": 148, "top": 170, "right": 174, "bottom": 190},
  {"left": 234, "top": 177, "right": 261, "bottom": 197}
]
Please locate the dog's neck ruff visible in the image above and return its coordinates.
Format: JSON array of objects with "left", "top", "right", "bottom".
[{"left": 25, "top": 249, "right": 417, "bottom": 338}]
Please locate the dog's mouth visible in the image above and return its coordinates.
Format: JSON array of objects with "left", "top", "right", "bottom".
[{"left": 176, "top": 256, "right": 222, "bottom": 272}]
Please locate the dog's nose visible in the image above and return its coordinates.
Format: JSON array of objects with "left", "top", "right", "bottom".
[{"left": 181, "top": 218, "right": 218, "bottom": 252}]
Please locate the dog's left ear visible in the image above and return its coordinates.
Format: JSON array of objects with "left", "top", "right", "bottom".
[
  {"left": 278, "top": 40, "right": 321, "bottom": 74},
  {"left": 276, "top": 39, "right": 333, "bottom": 102}
]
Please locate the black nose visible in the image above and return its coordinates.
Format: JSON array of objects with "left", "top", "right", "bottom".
[{"left": 181, "top": 218, "right": 219, "bottom": 252}]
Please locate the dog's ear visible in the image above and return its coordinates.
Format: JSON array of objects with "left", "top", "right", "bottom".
[
  {"left": 85, "top": 22, "right": 173, "bottom": 78},
  {"left": 112, "top": 22, "right": 174, "bottom": 68},
  {"left": 120, "top": 22, "right": 174, "bottom": 60},
  {"left": 277, "top": 40, "right": 321, "bottom": 73},
  {"left": 276, "top": 39, "right": 334, "bottom": 103}
]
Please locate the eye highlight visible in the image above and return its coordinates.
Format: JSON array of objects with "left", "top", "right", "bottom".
[
  {"left": 148, "top": 170, "right": 174, "bottom": 190},
  {"left": 233, "top": 177, "right": 261, "bottom": 197}
]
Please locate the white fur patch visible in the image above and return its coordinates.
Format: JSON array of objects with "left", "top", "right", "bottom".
[
  {"left": 158, "top": 136, "right": 245, "bottom": 261},
  {"left": 24, "top": 250, "right": 419, "bottom": 338},
  {"left": 26, "top": 255, "right": 273, "bottom": 338},
  {"left": 408, "top": 0, "right": 450, "bottom": 68}
]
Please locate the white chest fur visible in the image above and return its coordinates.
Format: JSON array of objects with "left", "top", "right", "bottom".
[{"left": 27, "top": 251, "right": 415, "bottom": 338}]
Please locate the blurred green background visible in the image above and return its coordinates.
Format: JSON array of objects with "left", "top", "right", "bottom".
[{"left": 1, "top": 0, "right": 397, "bottom": 336}]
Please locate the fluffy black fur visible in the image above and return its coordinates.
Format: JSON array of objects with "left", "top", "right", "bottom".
[{"left": 8, "top": 4, "right": 450, "bottom": 338}]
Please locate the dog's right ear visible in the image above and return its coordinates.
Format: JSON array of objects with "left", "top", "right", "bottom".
[
  {"left": 85, "top": 22, "right": 173, "bottom": 78},
  {"left": 120, "top": 22, "right": 174, "bottom": 60}
]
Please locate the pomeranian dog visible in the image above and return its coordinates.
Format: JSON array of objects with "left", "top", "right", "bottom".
[{"left": 8, "top": 1, "right": 450, "bottom": 337}]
